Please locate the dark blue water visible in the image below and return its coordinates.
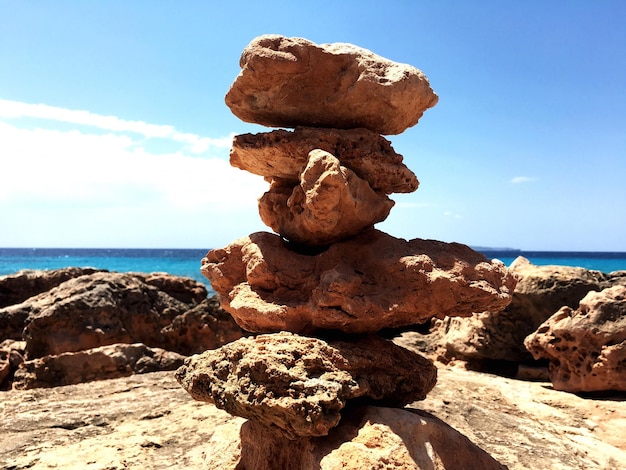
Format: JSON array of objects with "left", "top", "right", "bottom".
[{"left": 1, "top": 248, "right": 625, "bottom": 294}]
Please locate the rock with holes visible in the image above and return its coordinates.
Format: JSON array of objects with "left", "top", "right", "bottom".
[
  {"left": 201, "top": 229, "right": 516, "bottom": 334},
  {"left": 258, "top": 149, "right": 394, "bottom": 246},
  {"left": 524, "top": 285, "right": 626, "bottom": 392},
  {"left": 225, "top": 35, "right": 438, "bottom": 135},
  {"left": 230, "top": 127, "right": 418, "bottom": 194},
  {"left": 12, "top": 342, "right": 185, "bottom": 390},
  {"left": 175, "top": 332, "right": 437, "bottom": 439},
  {"left": 440, "top": 256, "right": 611, "bottom": 363}
]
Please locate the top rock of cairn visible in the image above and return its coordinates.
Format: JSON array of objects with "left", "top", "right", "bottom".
[{"left": 225, "top": 34, "right": 438, "bottom": 135}]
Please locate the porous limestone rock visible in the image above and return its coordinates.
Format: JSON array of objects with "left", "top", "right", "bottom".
[
  {"left": 0, "top": 267, "right": 107, "bottom": 308},
  {"left": 175, "top": 332, "right": 437, "bottom": 439},
  {"left": 225, "top": 35, "right": 438, "bottom": 135},
  {"left": 12, "top": 343, "right": 185, "bottom": 390},
  {"left": 19, "top": 272, "right": 194, "bottom": 358},
  {"left": 202, "top": 229, "right": 516, "bottom": 334},
  {"left": 206, "top": 406, "right": 506, "bottom": 470},
  {"left": 524, "top": 285, "right": 626, "bottom": 393},
  {"left": 258, "top": 149, "right": 394, "bottom": 246},
  {"left": 160, "top": 296, "right": 244, "bottom": 356},
  {"left": 0, "top": 340, "right": 25, "bottom": 390},
  {"left": 230, "top": 127, "right": 418, "bottom": 194},
  {"left": 441, "top": 256, "right": 610, "bottom": 363}
]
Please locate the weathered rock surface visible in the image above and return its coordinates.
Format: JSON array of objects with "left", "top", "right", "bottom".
[
  {"left": 225, "top": 35, "right": 438, "bottom": 135},
  {"left": 12, "top": 342, "right": 185, "bottom": 390},
  {"left": 0, "top": 340, "right": 25, "bottom": 390},
  {"left": 525, "top": 285, "right": 626, "bottom": 393},
  {"left": 259, "top": 149, "right": 394, "bottom": 245},
  {"left": 230, "top": 127, "right": 419, "bottom": 194},
  {"left": 208, "top": 406, "right": 506, "bottom": 470},
  {"left": 160, "top": 296, "right": 244, "bottom": 356},
  {"left": 176, "top": 332, "right": 436, "bottom": 439},
  {"left": 441, "top": 256, "right": 611, "bottom": 363},
  {"left": 3, "top": 369, "right": 623, "bottom": 470},
  {"left": 18, "top": 272, "right": 195, "bottom": 358},
  {"left": 0, "top": 267, "right": 106, "bottom": 309},
  {"left": 202, "top": 229, "right": 516, "bottom": 334}
]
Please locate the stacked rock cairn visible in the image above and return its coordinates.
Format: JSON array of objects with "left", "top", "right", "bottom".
[{"left": 176, "top": 35, "right": 517, "bottom": 468}]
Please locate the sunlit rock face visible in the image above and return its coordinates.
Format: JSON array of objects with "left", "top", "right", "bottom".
[
  {"left": 525, "top": 285, "right": 626, "bottom": 393},
  {"left": 225, "top": 34, "right": 438, "bottom": 135},
  {"left": 202, "top": 229, "right": 516, "bottom": 334}
]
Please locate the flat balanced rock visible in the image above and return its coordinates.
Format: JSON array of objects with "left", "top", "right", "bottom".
[
  {"left": 175, "top": 332, "right": 437, "bottom": 439},
  {"left": 202, "top": 229, "right": 516, "bottom": 334},
  {"left": 230, "top": 127, "right": 418, "bottom": 194},
  {"left": 524, "top": 285, "right": 626, "bottom": 393},
  {"left": 225, "top": 35, "right": 438, "bottom": 135}
]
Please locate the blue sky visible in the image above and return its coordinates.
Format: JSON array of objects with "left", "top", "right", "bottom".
[{"left": 1, "top": 1, "right": 624, "bottom": 250}]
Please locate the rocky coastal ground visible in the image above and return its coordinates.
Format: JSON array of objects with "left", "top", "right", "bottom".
[
  {"left": 2, "top": 366, "right": 625, "bottom": 469},
  {"left": 1, "top": 260, "right": 625, "bottom": 469}
]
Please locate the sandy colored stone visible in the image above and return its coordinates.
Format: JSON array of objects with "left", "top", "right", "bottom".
[
  {"left": 1, "top": 369, "right": 625, "bottom": 469},
  {"left": 208, "top": 406, "right": 505, "bottom": 470},
  {"left": 440, "top": 256, "right": 611, "bottom": 363},
  {"left": 230, "top": 127, "right": 418, "bottom": 194},
  {"left": 524, "top": 285, "right": 626, "bottom": 393},
  {"left": 202, "top": 229, "right": 516, "bottom": 334},
  {"left": 176, "top": 332, "right": 436, "bottom": 439},
  {"left": 258, "top": 149, "right": 394, "bottom": 245},
  {"left": 225, "top": 35, "right": 438, "bottom": 135},
  {"left": 12, "top": 343, "right": 185, "bottom": 390}
]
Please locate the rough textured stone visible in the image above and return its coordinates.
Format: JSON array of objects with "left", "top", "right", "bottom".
[
  {"left": 0, "top": 267, "right": 106, "bottom": 308},
  {"left": 202, "top": 229, "right": 516, "bottom": 334},
  {"left": 0, "top": 340, "right": 25, "bottom": 390},
  {"left": 176, "top": 332, "right": 437, "bottom": 439},
  {"left": 441, "top": 256, "right": 610, "bottom": 363},
  {"left": 524, "top": 285, "right": 626, "bottom": 393},
  {"left": 259, "top": 149, "right": 394, "bottom": 245},
  {"left": 225, "top": 35, "right": 438, "bottom": 135},
  {"left": 2, "top": 369, "right": 625, "bottom": 470},
  {"left": 208, "top": 406, "right": 506, "bottom": 470},
  {"left": 161, "top": 296, "right": 244, "bottom": 356},
  {"left": 230, "top": 127, "right": 418, "bottom": 194},
  {"left": 19, "top": 272, "right": 192, "bottom": 359},
  {"left": 131, "top": 272, "right": 208, "bottom": 305},
  {"left": 12, "top": 343, "right": 185, "bottom": 390}
]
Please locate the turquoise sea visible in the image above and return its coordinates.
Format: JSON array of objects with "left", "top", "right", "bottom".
[{"left": 1, "top": 248, "right": 626, "bottom": 296}]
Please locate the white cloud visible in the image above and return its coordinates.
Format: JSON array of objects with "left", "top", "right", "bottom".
[
  {"left": 510, "top": 176, "right": 537, "bottom": 184},
  {"left": 0, "top": 100, "right": 268, "bottom": 247},
  {"left": 444, "top": 211, "right": 462, "bottom": 219},
  {"left": 0, "top": 98, "right": 233, "bottom": 155}
]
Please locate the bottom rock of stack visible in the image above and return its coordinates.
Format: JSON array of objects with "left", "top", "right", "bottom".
[{"left": 204, "top": 405, "right": 507, "bottom": 470}]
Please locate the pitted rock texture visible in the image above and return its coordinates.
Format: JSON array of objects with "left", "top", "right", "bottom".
[
  {"left": 175, "top": 332, "right": 437, "bottom": 439},
  {"left": 0, "top": 267, "right": 106, "bottom": 309},
  {"left": 12, "top": 343, "right": 185, "bottom": 390},
  {"left": 259, "top": 149, "right": 394, "bottom": 246},
  {"left": 202, "top": 229, "right": 516, "bottom": 334},
  {"left": 207, "top": 406, "right": 506, "bottom": 470},
  {"left": 441, "top": 256, "right": 611, "bottom": 363},
  {"left": 19, "top": 273, "right": 194, "bottom": 359},
  {"left": 225, "top": 35, "right": 438, "bottom": 135},
  {"left": 230, "top": 127, "right": 418, "bottom": 194},
  {"left": 524, "top": 285, "right": 626, "bottom": 393}
]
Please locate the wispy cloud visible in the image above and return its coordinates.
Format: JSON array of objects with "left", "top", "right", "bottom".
[
  {"left": 0, "top": 100, "right": 267, "bottom": 247},
  {"left": 510, "top": 176, "right": 537, "bottom": 184},
  {"left": 444, "top": 211, "right": 462, "bottom": 219},
  {"left": 0, "top": 98, "right": 233, "bottom": 155}
]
